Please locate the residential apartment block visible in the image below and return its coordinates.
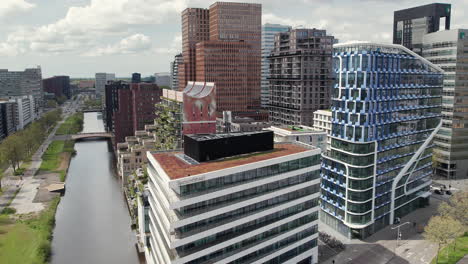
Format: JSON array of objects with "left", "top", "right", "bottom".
[
  {"left": 0, "top": 101, "right": 17, "bottom": 140},
  {"left": 321, "top": 42, "right": 443, "bottom": 239},
  {"left": 0, "top": 67, "right": 43, "bottom": 109},
  {"left": 423, "top": 29, "right": 468, "bottom": 178},
  {"left": 9, "top": 95, "right": 37, "bottom": 130},
  {"left": 141, "top": 131, "right": 321, "bottom": 264},
  {"left": 170, "top": 53, "right": 183, "bottom": 90},
  {"left": 261, "top": 24, "right": 291, "bottom": 108},
  {"left": 269, "top": 28, "right": 334, "bottom": 126},
  {"left": 393, "top": 3, "right": 451, "bottom": 54}
]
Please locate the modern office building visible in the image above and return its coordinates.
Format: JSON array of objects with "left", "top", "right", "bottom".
[
  {"left": 261, "top": 23, "right": 292, "bottom": 108},
  {"left": 104, "top": 81, "right": 162, "bottom": 145},
  {"left": 0, "top": 67, "right": 43, "bottom": 109},
  {"left": 0, "top": 101, "right": 17, "bottom": 140},
  {"left": 266, "top": 125, "right": 328, "bottom": 151},
  {"left": 95, "top": 72, "right": 116, "bottom": 97},
  {"left": 141, "top": 131, "right": 321, "bottom": 264},
  {"left": 269, "top": 28, "right": 334, "bottom": 126},
  {"left": 423, "top": 29, "right": 468, "bottom": 179},
  {"left": 132, "top": 73, "right": 142, "bottom": 83},
  {"left": 182, "top": 81, "right": 217, "bottom": 134},
  {"left": 43, "top": 76, "right": 71, "bottom": 99},
  {"left": 393, "top": 3, "right": 451, "bottom": 54},
  {"left": 216, "top": 112, "right": 272, "bottom": 133},
  {"left": 179, "top": 8, "right": 210, "bottom": 91},
  {"left": 313, "top": 109, "right": 332, "bottom": 149},
  {"left": 321, "top": 42, "right": 443, "bottom": 239},
  {"left": 179, "top": 2, "right": 263, "bottom": 119},
  {"left": 170, "top": 53, "right": 183, "bottom": 90}
]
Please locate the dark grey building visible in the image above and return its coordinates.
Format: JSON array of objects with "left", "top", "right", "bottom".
[
  {"left": 393, "top": 3, "right": 451, "bottom": 54},
  {"left": 268, "top": 28, "right": 334, "bottom": 126},
  {"left": 131, "top": 73, "right": 141, "bottom": 83},
  {"left": 0, "top": 101, "right": 17, "bottom": 140}
]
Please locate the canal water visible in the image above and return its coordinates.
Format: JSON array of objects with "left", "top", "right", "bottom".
[{"left": 51, "top": 112, "right": 139, "bottom": 264}]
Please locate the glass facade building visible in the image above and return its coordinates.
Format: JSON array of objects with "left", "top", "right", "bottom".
[
  {"left": 321, "top": 42, "right": 444, "bottom": 239},
  {"left": 423, "top": 29, "right": 468, "bottom": 179},
  {"left": 143, "top": 142, "right": 321, "bottom": 264}
]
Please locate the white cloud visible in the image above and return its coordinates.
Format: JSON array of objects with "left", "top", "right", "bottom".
[
  {"left": 0, "top": 0, "right": 35, "bottom": 18},
  {"left": 85, "top": 34, "right": 152, "bottom": 56},
  {"left": 0, "top": 0, "right": 186, "bottom": 55},
  {"left": 154, "top": 33, "right": 182, "bottom": 55}
]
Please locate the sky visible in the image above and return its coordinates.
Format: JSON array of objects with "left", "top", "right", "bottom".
[{"left": 0, "top": 0, "right": 466, "bottom": 78}]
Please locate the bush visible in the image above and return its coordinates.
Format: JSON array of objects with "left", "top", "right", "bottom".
[
  {"left": 37, "top": 241, "right": 52, "bottom": 261},
  {"left": 1, "top": 207, "right": 16, "bottom": 215},
  {"left": 13, "top": 168, "right": 25, "bottom": 176}
]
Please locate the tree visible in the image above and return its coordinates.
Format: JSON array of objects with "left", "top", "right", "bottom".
[
  {"left": 46, "top": 100, "right": 58, "bottom": 108},
  {"left": 438, "top": 191, "right": 468, "bottom": 229},
  {"left": 424, "top": 216, "right": 464, "bottom": 263},
  {"left": 0, "top": 134, "right": 25, "bottom": 174}
]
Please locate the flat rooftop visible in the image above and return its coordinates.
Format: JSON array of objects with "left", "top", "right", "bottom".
[{"left": 152, "top": 143, "right": 311, "bottom": 180}]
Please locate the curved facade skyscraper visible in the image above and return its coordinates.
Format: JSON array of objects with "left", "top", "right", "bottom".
[{"left": 320, "top": 42, "right": 444, "bottom": 239}]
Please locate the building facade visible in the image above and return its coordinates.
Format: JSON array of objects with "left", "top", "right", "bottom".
[
  {"left": 269, "top": 28, "right": 334, "bottom": 126},
  {"left": 321, "top": 42, "right": 443, "bottom": 239},
  {"left": 0, "top": 101, "right": 17, "bottom": 140},
  {"left": 423, "top": 29, "right": 468, "bottom": 179},
  {"left": 170, "top": 53, "right": 183, "bottom": 90},
  {"left": 313, "top": 109, "right": 332, "bottom": 149},
  {"left": 95, "top": 72, "right": 116, "bottom": 98},
  {"left": 105, "top": 81, "right": 162, "bottom": 145},
  {"left": 179, "top": 8, "right": 210, "bottom": 91},
  {"left": 0, "top": 67, "right": 43, "bottom": 109},
  {"left": 155, "top": 73, "right": 171, "bottom": 87},
  {"left": 261, "top": 23, "right": 292, "bottom": 108},
  {"left": 43, "top": 76, "right": 71, "bottom": 99},
  {"left": 393, "top": 3, "right": 451, "bottom": 54},
  {"left": 182, "top": 81, "right": 216, "bottom": 134},
  {"left": 142, "top": 131, "right": 321, "bottom": 264},
  {"left": 132, "top": 73, "right": 142, "bottom": 83},
  {"left": 9, "top": 95, "right": 36, "bottom": 130}
]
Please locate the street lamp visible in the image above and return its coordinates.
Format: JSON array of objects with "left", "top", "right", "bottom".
[{"left": 391, "top": 221, "right": 411, "bottom": 255}]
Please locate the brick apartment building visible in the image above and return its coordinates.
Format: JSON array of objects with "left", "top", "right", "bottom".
[{"left": 105, "top": 81, "right": 162, "bottom": 145}]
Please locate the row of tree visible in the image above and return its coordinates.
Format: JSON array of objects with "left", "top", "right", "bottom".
[
  {"left": 424, "top": 191, "right": 468, "bottom": 263},
  {"left": 0, "top": 109, "right": 62, "bottom": 190}
]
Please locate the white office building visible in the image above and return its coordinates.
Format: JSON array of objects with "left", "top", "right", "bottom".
[
  {"left": 261, "top": 23, "right": 291, "bottom": 108},
  {"left": 141, "top": 131, "right": 321, "bottom": 264},
  {"left": 423, "top": 29, "right": 468, "bottom": 179},
  {"left": 170, "top": 54, "right": 183, "bottom": 90},
  {"left": 313, "top": 110, "right": 332, "bottom": 149},
  {"left": 9, "top": 95, "right": 36, "bottom": 130},
  {"left": 95, "top": 73, "right": 115, "bottom": 97}
]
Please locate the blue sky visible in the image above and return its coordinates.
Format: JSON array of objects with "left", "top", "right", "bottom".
[{"left": 0, "top": 0, "right": 466, "bottom": 78}]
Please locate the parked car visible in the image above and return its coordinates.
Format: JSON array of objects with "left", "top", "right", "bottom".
[{"left": 434, "top": 189, "right": 443, "bottom": 195}]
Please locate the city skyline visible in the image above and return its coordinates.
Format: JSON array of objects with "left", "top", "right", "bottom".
[{"left": 1, "top": 0, "right": 468, "bottom": 78}]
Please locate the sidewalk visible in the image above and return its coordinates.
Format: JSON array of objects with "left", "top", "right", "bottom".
[
  {"left": 321, "top": 197, "right": 442, "bottom": 264},
  {"left": 0, "top": 107, "right": 73, "bottom": 213}
]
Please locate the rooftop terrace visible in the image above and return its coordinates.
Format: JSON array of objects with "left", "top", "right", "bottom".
[{"left": 152, "top": 143, "right": 312, "bottom": 180}]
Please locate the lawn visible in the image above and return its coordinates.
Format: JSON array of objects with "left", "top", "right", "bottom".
[
  {"left": 432, "top": 234, "right": 468, "bottom": 264},
  {"left": 0, "top": 197, "right": 60, "bottom": 264},
  {"left": 55, "top": 113, "right": 83, "bottom": 135},
  {"left": 38, "top": 140, "right": 75, "bottom": 181}
]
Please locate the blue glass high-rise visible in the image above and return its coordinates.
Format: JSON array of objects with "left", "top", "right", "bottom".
[{"left": 320, "top": 42, "right": 443, "bottom": 239}]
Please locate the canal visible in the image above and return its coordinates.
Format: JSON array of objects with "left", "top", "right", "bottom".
[{"left": 51, "top": 112, "right": 139, "bottom": 264}]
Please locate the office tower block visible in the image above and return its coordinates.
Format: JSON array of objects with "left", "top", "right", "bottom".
[
  {"left": 170, "top": 53, "right": 183, "bottom": 90},
  {"left": 95, "top": 72, "right": 116, "bottom": 98},
  {"left": 269, "top": 28, "right": 334, "bottom": 126},
  {"left": 155, "top": 73, "right": 170, "bottom": 87},
  {"left": 179, "top": 8, "right": 210, "bottom": 90},
  {"left": 423, "top": 29, "right": 468, "bottom": 179},
  {"left": 0, "top": 67, "right": 43, "bottom": 110},
  {"left": 132, "top": 73, "right": 142, "bottom": 83},
  {"left": 43, "top": 76, "right": 71, "bottom": 99},
  {"left": 261, "top": 24, "right": 292, "bottom": 108},
  {"left": 393, "top": 3, "right": 451, "bottom": 54},
  {"left": 320, "top": 42, "right": 443, "bottom": 239},
  {"left": 141, "top": 131, "right": 321, "bottom": 264}
]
